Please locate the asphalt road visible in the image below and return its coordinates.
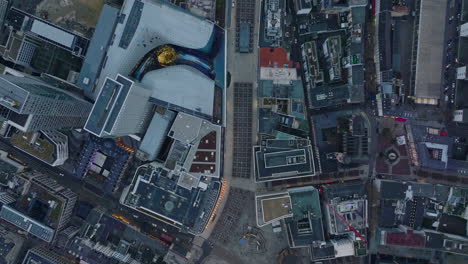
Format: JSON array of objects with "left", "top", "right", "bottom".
[
  {"left": 0, "top": 138, "right": 183, "bottom": 238},
  {"left": 441, "top": 0, "right": 462, "bottom": 109}
]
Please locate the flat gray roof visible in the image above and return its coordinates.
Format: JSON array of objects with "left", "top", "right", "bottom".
[
  {"left": 141, "top": 65, "right": 215, "bottom": 117},
  {"left": 168, "top": 112, "right": 204, "bottom": 143},
  {"left": 139, "top": 110, "right": 176, "bottom": 160},
  {"left": 254, "top": 139, "right": 315, "bottom": 182},
  {"left": 30, "top": 20, "right": 75, "bottom": 48},
  {"left": 414, "top": 0, "right": 448, "bottom": 99},
  {"left": 84, "top": 77, "right": 124, "bottom": 136},
  {"left": 77, "top": 5, "right": 119, "bottom": 95}
]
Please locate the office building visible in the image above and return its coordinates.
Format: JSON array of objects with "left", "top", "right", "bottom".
[
  {"left": 28, "top": 173, "right": 78, "bottom": 232},
  {"left": 0, "top": 173, "right": 77, "bottom": 243},
  {"left": 256, "top": 183, "right": 368, "bottom": 261},
  {"left": 321, "top": 0, "right": 368, "bottom": 13},
  {"left": 11, "top": 130, "right": 68, "bottom": 166},
  {"left": 410, "top": 0, "right": 448, "bottom": 105},
  {"left": 453, "top": 109, "right": 468, "bottom": 123},
  {"left": 2, "top": 7, "right": 88, "bottom": 80},
  {"left": 77, "top": 5, "right": 120, "bottom": 95},
  {"left": 293, "top": 0, "right": 313, "bottom": 15},
  {"left": 78, "top": 0, "right": 226, "bottom": 125},
  {"left": 0, "top": 74, "right": 92, "bottom": 131},
  {"left": 378, "top": 180, "right": 468, "bottom": 256},
  {"left": 21, "top": 247, "right": 70, "bottom": 264},
  {"left": 253, "top": 139, "right": 316, "bottom": 182},
  {"left": 84, "top": 75, "right": 153, "bottom": 137},
  {"left": 121, "top": 113, "right": 223, "bottom": 234}
]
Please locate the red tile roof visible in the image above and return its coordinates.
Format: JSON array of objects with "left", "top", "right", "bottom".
[
  {"left": 260, "top": 47, "right": 300, "bottom": 69},
  {"left": 385, "top": 230, "right": 425, "bottom": 248}
]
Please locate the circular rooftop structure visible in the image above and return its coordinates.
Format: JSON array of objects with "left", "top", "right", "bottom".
[{"left": 164, "top": 201, "right": 175, "bottom": 212}]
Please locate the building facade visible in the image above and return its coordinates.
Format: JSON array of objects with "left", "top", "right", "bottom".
[
  {"left": 0, "top": 173, "right": 78, "bottom": 243},
  {"left": 21, "top": 247, "right": 70, "bottom": 264},
  {"left": 0, "top": 75, "right": 92, "bottom": 131}
]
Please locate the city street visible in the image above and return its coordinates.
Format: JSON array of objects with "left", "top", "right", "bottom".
[
  {"left": 201, "top": 0, "right": 261, "bottom": 240},
  {"left": 440, "top": 0, "right": 462, "bottom": 109},
  {"left": 0, "top": 139, "right": 183, "bottom": 239}
]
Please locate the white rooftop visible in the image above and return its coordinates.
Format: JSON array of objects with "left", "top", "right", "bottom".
[
  {"left": 141, "top": 65, "right": 215, "bottom": 116},
  {"left": 260, "top": 67, "right": 298, "bottom": 81},
  {"left": 30, "top": 20, "right": 75, "bottom": 48},
  {"left": 93, "top": 0, "right": 215, "bottom": 100}
]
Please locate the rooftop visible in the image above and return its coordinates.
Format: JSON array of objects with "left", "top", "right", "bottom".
[
  {"left": 258, "top": 79, "right": 305, "bottom": 99},
  {"left": 0, "top": 205, "right": 54, "bottom": 243},
  {"left": 77, "top": 5, "right": 120, "bottom": 95},
  {"left": 86, "top": 0, "right": 226, "bottom": 101},
  {"left": 286, "top": 186, "right": 325, "bottom": 247},
  {"left": 256, "top": 192, "right": 293, "bottom": 226},
  {"left": 311, "top": 109, "right": 369, "bottom": 172},
  {"left": 22, "top": 247, "right": 69, "bottom": 264},
  {"left": 166, "top": 112, "right": 221, "bottom": 177},
  {"left": 70, "top": 210, "right": 169, "bottom": 264},
  {"left": 437, "top": 214, "right": 467, "bottom": 237},
  {"left": 260, "top": 47, "right": 300, "bottom": 68},
  {"left": 414, "top": 0, "right": 447, "bottom": 100},
  {"left": 74, "top": 137, "right": 132, "bottom": 193},
  {"left": 142, "top": 66, "right": 216, "bottom": 118},
  {"left": 84, "top": 75, "right": 151, "bottom": 137},
  {"left": 259, "top": 0, "right": 285, "bottom": 47},
  {"left": 121, "top": 163, "right": 221, "bottom": 234},
  {"left": 260, "top": 67, "right": 299, "bottom": 81},
  {"left": 6, "top": 7, "right": 89, "bottom": 56},
  {"left": 322, "top": 182, "right": 367, "bottom": 235},
  {"left": 309, "top": 84, "right": 350, "bottom": 108},
  {"left": 11, "top": 131, "right": 55, "bottom": 164},
  {"left": 139, "top": 109, "right": 177, "bottom": 161},
  {"left": 384, "top": 229, "right": 425, "bottom": 248},
  {"left": 254, "top": 139, "right": 315, "bottom": 182},
  {"left": 409, "top": 125, "right": 468, "bottom": 175},
  {"left": 380, "top": 180, "right": 450, "bottom": 202}
]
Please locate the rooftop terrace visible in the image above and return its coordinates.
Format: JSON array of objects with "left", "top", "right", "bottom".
[
  {"left": 11, "top": 132, "right": 54, "bottom": 164},
  {"left": 255, "top": 192, "right": 293, "bottom": 226}
]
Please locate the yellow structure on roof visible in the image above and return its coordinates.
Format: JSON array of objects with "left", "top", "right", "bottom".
[{"left": 156, "top": 45, "right": 177, "bottom": 65}]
